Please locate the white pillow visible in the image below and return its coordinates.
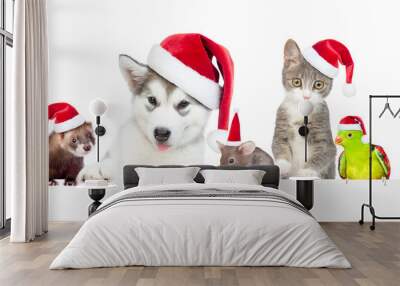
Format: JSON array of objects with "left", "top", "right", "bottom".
[
  {"left": 200, "top": 169, "right": 266, "bottom": 185},
  {"left": 135, "top": 167, "right": 200, "bottom": 186}
]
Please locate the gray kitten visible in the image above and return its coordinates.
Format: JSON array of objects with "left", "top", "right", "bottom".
[
  {"left": 218, "top": 141, "right": 274, "bottom": 166},
  {"left": 272, "top": 39, "right": 336, "bottom": 179}
]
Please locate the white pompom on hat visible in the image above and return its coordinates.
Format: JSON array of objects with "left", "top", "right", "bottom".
[{"left": 302, "top": 39, "right": 355, "bottom": 97}]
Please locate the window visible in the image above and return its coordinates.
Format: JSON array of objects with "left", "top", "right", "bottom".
[{"left": 0, "top": 0, "right": 13, "bottom": 235}]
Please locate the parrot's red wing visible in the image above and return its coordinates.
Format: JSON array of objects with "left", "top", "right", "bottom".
[{"left": 373, "top": 145, "right": 391, "bottom": 179}]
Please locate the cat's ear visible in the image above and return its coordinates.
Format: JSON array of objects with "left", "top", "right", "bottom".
[
  {"left": 238, "top": 141, "right": 256, "bottom": 156},
  {"left": 284, "top": 39, "right": 302, "bottom": 68},
  {"left": 119, "top": 54, "right": 149, "bottom": 95}
]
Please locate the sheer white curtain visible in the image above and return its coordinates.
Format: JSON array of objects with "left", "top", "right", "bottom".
[{"left": 9, "top": 0, "right": 48, "bottom": 242}]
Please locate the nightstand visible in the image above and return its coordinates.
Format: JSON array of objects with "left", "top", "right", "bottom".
[
  {"left": 75, "top": 184, "right": 117, "bottom": 216},
  {"left": 289, "top": 177, "right": 319, "bottom": 210}
]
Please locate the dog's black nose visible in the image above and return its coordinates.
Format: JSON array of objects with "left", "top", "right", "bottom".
[{"left": 154, "top": 127, "right": 171, "bottom": 143}]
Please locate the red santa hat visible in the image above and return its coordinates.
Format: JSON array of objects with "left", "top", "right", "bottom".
[
  {"left": 48, "top": 102, "right": 85, "bottom": 133},
  {"left": 338, "top": 115, "right": 368, "bottom": 143},
  {"left": 147, "top": 33, "right": 234, "bottom": 151},
  {"left": 302, "top": 39, "right": 355, "bottom": 97},
  {"left": 225, "top": 110, "right": 241, "bottom": 146}
]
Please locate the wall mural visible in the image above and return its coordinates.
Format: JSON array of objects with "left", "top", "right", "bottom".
[{"left": 47, "top": 33, "right": 390, "bottom": 186}]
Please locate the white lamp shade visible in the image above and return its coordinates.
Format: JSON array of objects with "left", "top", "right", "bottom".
[
  {"left": 90, "top": 98, "right": 107, "bottom": 116},
  {"left": 298, "top": 100, "right": 314, "bottom": 116}
]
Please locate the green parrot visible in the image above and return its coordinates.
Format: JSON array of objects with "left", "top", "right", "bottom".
[
  {"left": 335, "top": 123, "right": 390, "bottom": 180},
  {"left": 335, "top": 130, "right": 390, "bottom": 180}
]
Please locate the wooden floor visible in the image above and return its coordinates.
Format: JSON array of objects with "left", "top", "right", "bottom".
[{"left": 0, "top": 222, "right": 399, "bottom": 286}]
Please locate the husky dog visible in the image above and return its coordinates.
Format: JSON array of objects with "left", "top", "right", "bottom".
[
  {"left": 272, "top": 39, "right": 336, "bottom": 179},
  {"left": 78, "top": 55, "right": 211, "bottom": 184}
]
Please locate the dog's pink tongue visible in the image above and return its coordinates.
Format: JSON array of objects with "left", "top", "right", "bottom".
[{"left": 157, "top": 144, "right": 170, "bottom": 152}]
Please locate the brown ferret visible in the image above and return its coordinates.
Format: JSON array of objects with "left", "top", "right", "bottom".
[{"left": 49, "top": 122, "right": 95, "bottom": 186}]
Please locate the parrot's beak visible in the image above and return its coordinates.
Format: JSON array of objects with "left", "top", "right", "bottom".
[{"left": 335, "top": 136, "right": 343, "bottom": 145}]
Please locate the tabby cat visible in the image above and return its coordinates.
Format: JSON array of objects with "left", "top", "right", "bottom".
[{"left": 272, "top": 39, "right": 336, "bottom": 179}]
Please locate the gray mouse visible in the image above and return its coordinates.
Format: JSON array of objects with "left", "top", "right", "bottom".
[{"left": 218, "top": 140, "right": 274, "bottom": 166}]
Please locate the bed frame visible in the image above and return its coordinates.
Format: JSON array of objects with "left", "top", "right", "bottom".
[{"left": 123, "top": 165, "right": 280, "bottom": 190}]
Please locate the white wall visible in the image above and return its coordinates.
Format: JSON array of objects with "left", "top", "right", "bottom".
[{"left": 47, "top": 0, "right": 400, "bottom": 221}]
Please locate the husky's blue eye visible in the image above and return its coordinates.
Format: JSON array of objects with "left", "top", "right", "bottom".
[
  {"left": 147, "top": 96, "right": 157, "bottom": 106},
  {"left": 177, "top": 100, "right": 190, "bottom": 109}
]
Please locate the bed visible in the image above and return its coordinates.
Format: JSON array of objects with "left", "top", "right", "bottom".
[{"left": 50, "top": 165, "right": 350, "bottom": 269}]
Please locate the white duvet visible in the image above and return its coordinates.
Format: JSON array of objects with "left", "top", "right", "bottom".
[{"left": 50, "top": 183, "right": 350, "bottom": 269}]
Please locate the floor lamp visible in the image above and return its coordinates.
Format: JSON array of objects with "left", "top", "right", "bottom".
[
  {"left": 88, "top": 99, "right": 108, "bottom": 216},
  {"left": 89, "top": 99, "right": 107, "bottom": 162}
]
